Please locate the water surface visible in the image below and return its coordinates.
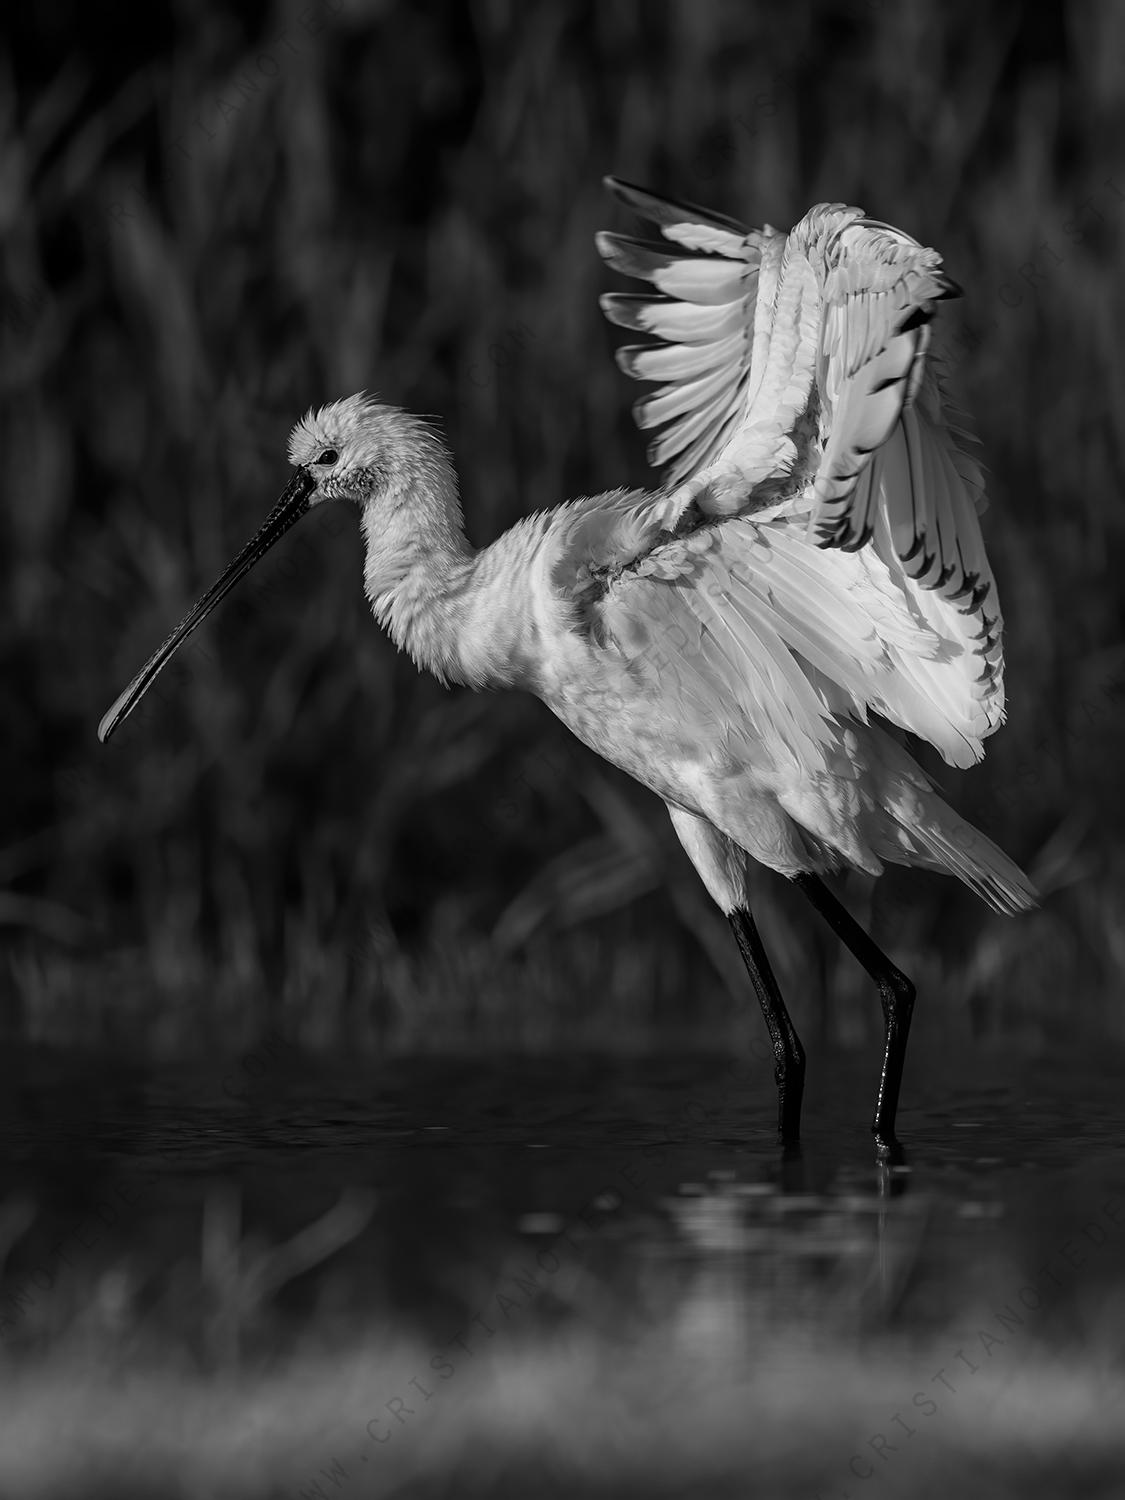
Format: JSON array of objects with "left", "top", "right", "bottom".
[{"left": 0, "top": 1045, "right": 1123, "bottom": 1499}]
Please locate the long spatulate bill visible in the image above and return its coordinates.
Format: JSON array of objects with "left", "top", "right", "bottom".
[{"left": 98, "top": 467, "right": 317, "bottom": 743}]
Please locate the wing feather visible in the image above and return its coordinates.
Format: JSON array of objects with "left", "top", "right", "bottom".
[
  {"left": 599, "top": 294, "right": 746, "bottom": 344},
  {"left": 595, "top": 176, "right": 771, "bottom": 487},
  {"left": 567, "top": 494, "right": 994, "bottom": 774},
  {"left": 633, "top": 361, "right": 741, "bottom": 430},
  {"left": 596, "top": 233, "right": 754, "bottom": 304},
  {"left": 594, "top": 180, "right": 1008, "bottom": 757},
  {"left": 615, "top": 329, "right": 746, "bottom": 382},
  {"left": 649, "top": 406, "right": 743, "bottom": 482}
]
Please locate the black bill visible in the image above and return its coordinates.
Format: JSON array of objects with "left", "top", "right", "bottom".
[{"left": 97, "top": 467, "right": 318, "bottom": 744}]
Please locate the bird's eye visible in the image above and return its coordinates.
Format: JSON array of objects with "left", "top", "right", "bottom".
[{"left": 315, "top": 448, "right": 339, "bottom": 466}]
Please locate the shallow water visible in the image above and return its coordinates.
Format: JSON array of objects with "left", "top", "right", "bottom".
[{"left": 0, "top": 1045, "right": 1123, "bottom": 1497}]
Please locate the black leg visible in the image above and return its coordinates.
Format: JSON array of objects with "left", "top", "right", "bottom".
[
  {"left": 793, "top": 873, "right": 915, "bottom": 1158},
  {"left": 728, "top": 908, "right": 806, "bottom": 1143}
]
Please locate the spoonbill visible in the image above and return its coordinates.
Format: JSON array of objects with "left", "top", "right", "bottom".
[{"left": 99, "top": 176, "right": 1036, "bottom": 1155}]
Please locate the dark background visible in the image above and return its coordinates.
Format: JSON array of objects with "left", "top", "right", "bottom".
[{"left": 3, "top": 0, "right": 1122, "bottom": 1058}]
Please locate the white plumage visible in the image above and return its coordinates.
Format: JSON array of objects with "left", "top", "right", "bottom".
[{"left": 98, "top": 174, "right": 1036, "bottom": 1151}]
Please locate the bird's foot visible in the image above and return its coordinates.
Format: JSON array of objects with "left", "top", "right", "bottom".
[
  {"left": 773, "top": 1060, "right": 805, "bottom": 1147},
  {"left": 872, "top": 1127, "right": 906, "bottom": 1166},
  {"left": 777, "top": 1099, "right": 803, "bottom": 1147}
]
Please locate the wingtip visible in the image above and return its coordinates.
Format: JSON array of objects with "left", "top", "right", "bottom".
[
  {"left": 595, "top": 230, "right": 636, "bottom": 274},
  {"left": 598, "top": 292, "right": 655, "bottom": 332},
  {"left": 602, "top": 174, "right": 645, "bottom": 202},
  {"left": 97, "top": 695, "right": 127, "bottom": 744},
  {"left": 601, "top": 175, "right": 751, "bottom": 237}
]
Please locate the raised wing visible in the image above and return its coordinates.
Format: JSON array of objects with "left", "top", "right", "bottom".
[
  {"left": 597, "top": 180, "right": 1005, "bottom": 736},
  {"left": 803, "top": 212, "right": 958, "bottom": 543},
  {"left": 596, "top": 178, "right": 784, "bottom": 487},
  {"left": 796, "top": 211, "right": 1003, "bottom": 729}
]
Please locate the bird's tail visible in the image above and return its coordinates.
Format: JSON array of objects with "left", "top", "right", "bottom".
[
  {"left": 877, "top": 779, "right": 1038, "bottom": 915},
  {"left": 831, "top": 720, "right": 1038, "bottom": 914}
]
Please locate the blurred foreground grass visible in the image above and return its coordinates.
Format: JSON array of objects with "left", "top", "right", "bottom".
[
  {"left": 1, "top": 1189, "right": 1122, "bottom": 1500},
  {"left": 3, "top": 0, "right": 1124, "bottom": 1052},
  {"left": 3, "top": 1328, "right": 1122, "bottom": 1499}
]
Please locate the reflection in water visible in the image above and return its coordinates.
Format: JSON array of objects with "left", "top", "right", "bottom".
[{"left": 0, "top": 1049, "right": 1122, "bottom": 1497}]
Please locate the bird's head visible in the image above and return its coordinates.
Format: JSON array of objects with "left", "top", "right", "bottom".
[
  {"left": 97, "top": 391, "right": 440, "bottom": 744},
  {"left": 285, "top": 392, "right": 400, "bottom": 507}
]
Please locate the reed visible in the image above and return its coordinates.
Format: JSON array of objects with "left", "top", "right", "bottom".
[{"left": 3, "top": 0, "right": 1120, "bottom": 1052}]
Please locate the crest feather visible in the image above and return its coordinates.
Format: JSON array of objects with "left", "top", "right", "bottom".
[{"left": 287, "top": 391, "right": 381, "bottom": 466}]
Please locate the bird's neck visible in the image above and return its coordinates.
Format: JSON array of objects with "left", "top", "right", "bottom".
[{"left": 360, "top": 437, "right": 526, "bottom": 690}]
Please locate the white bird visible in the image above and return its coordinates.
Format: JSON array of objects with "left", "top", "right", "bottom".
[{"left": 99, "top": 176, "right": 1036, "bottom": 1156}]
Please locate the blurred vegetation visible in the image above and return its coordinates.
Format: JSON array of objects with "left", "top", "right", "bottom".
[{"left": 2, "top": 0, "right": 1123, "bottom": 1055}]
